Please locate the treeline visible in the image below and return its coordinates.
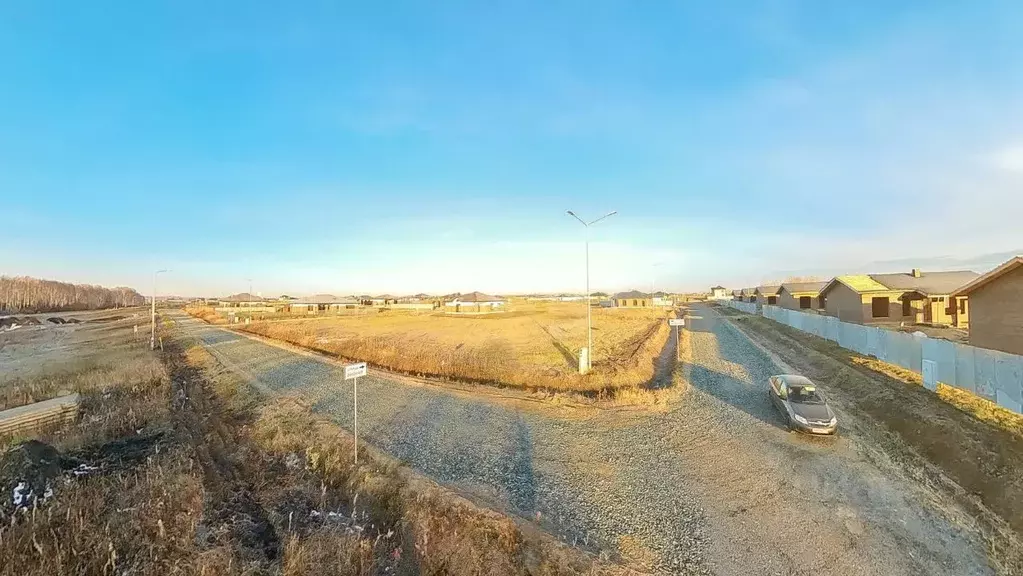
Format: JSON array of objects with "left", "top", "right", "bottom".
[{"left": 0, "top": 275, "right": 146, "bottom": 313}]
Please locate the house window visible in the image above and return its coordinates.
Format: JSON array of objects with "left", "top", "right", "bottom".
[
  {"left": 872, "top": 297, "right": 890, "bottom": 318},
  {"left": 959, "top": 299, "right": 967, "bottom": 314},
  {"left": 902, "top": 298, "right": 912, "bottom": 317},
  {"left": 632, "top": 299, "right": 637, "bottom": 307},
  {"left": 818, "top": 295, "right": 825, "bottom": 308},
  {"left": 799, "top": 296, "right": 811, "bottom": 309},
  {"left": 768, "top": 296, "right": 777, "bottom": 305}
]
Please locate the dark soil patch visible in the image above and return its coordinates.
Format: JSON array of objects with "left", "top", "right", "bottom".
[{"left": 46, "top": 317, "right": 65, "bottom": 325}]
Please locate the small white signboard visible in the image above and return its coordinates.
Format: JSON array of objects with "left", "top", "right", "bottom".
[
  {"left": 345, "top": 362, "right": 367, "bottom": 380},
  {"left": 668, "top": 318, "right": 685, "bottom": 327}
]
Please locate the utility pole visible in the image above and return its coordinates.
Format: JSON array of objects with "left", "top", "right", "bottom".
[
  {"left": 246, "top": 278, "right": 253, "bottom": 295},
  {"left": 566, "top": 210, "right": 617, "bottom": 372},
  {"left": 151, "top": 269, "right": 169, "bottom": 350}
]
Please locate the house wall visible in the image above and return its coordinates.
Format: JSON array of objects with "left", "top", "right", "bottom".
[
  {"left": 756, "top": 294, "right": 779, "bottom": 306},
  {"left": 823, "top": 283, "right": 865, "bottom": 322},
  {"left": 967, "top": 265, "right": 1023, "bottom": 355},
  {"left": 615, "top": 298, "right": 652, "bottom": 308},
  {"left": 778, "top": 290, "right": 823, "bottom": 312}
]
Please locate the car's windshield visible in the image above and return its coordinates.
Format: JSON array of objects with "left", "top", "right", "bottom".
[{"left": 788, "top": 386, "right": 825, "bottom": 404}]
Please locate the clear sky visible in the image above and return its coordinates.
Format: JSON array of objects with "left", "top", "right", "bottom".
[{"left": 1, "top": 1, "right": 1021, "bottom": 296}]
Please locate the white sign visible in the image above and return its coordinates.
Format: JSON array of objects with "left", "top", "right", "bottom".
[
  {"left": 669, "top": 318, "right": 685, "bottom": 327},
  {"left": 344, "top": 362, "right": 367, "bottom": 380}
]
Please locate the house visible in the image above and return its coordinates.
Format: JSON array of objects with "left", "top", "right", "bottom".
[
  {"left": 953, "top": 256, "right": 1023, "bottom": 355},
  {"left": 217, "top": 293, "right": 266, "bottom": 308},
  {"left": 652, "top": 291, "right": 676, "bottom": 307},
  {"left": 731, "top": 289, "right": 743, "bottom": 301},
  {"left": 290, "top": 294, "right": 359, "bottom": 314},
  {"left": 445, "top": 291, "right": 507, "bottom": 312},
  {"left": 755, "top": 285, "right": 781, "bottom": 306},
  {"left": 709, "top": 286, "right": 729, "bottom": 300},
  {"left": 819, "top": 269, "right": 979, "bottom": 326},
  {"left": 778, "top": 281, "right": 828, "bottom": 312},
  {"left": 739, "top": 288, "right": 757, "bottom": 303},
  {"left": 614, "top": 290, "right": 652, "bottom": 308}
]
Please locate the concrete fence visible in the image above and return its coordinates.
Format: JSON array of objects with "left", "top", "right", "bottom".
[{"left": 720, "top": 300, "right": 1023, "bottom": 415}]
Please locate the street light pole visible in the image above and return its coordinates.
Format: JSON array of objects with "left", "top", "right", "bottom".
[
  {"left": 151, "top": 269, "right": 169, "bottom": 350},
  {"left": 567, "top": 210, "right": 617, "bottom": 372}
]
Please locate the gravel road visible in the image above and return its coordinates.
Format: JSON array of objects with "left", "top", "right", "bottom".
[{"left": 175, "top": 307, "right": 993, "bottom": 575}]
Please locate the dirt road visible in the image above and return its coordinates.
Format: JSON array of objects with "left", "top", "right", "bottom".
[{"left": 174, "top": 307, "right": 993, "bottom": 575}]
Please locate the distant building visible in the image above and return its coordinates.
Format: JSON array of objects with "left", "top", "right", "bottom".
[
  {"left": 445, "top": 291, "right": 507, "bottom": 312},
  {"left": 819, "top": 269, "right": 979, "bottom": 326},
  {"left": 614, "top": 290, "right": 652, "bottom": 308},
  {"left": 755, "top": 285, "right": 781, "bottom": 306},
  {"left": 217, "top": 293, "right": 266, "bottom": 308},
  {"left": 709, "top": 286, "right": 729, "bottom": 300},
  {"left": 778, "top": 281, "right": 828, "bottom": 312},
  {"left": 953, "top": 256, "right": 1023, "bottom": 355},
  {"left": 290, "top": 294, "right": 359, "bottom": 314}
]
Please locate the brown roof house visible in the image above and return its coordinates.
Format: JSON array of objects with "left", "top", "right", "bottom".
[
  {"left": 755, "top": 285, "right": 781, "bottom": 306},
  {"left": 819, "top": 269, "right": 979, "bottom": 327},
  {"left": 953, "top": 257, "right": 1023, "bottom": 355},
  {"left": 614, "top": 290, "right": 652, "bottom": 308},
  {"left": 445, "top": 291, "right": 507, "bottom": 312},
  {"left": 778, "top": 281, "right": 828, "bottom": 312}
]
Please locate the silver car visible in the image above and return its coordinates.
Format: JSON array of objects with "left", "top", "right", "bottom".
[{"left": 768, "top": 374, "right": 837, "bottom": 435}]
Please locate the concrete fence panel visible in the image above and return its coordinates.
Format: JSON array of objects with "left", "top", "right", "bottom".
[
  {"left": 994, "top": 352, "right": 1023, "bottom": 413},
  {"left": 865, "top": 326, "right": 882, "bottom": 359},
  {"left": 973, "top": 349, "right": 998, "bottom": 402},
  {"left": 953, "top": 344, "right": 977, "bottom": 395}
]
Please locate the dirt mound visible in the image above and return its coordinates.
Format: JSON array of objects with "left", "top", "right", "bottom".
[
  {"left": 0, "top": 317, "right": 18, "bottom": 329},
  {"left": 20, "top": 317, "right": 41, "bottom": 325},
  {"left": 46, "top": 317, "right": 65, "bottom": 325},
  {"left": 65, "top": 318, "right": 81, "bottom": 324}
]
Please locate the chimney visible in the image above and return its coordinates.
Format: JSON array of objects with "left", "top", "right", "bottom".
[{"left": 911, "top": 268, "right": 921, "bottom": 278}]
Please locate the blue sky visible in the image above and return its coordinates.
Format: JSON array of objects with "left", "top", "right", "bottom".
[{"left": 1, "top": 1, "right": 1021, "bottom": 296}]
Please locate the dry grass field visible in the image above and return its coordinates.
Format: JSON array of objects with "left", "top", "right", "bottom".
[
  {"left": 227, "top": 302, "right": 674, "bottom": 395},
  {"left": 1, "top": 309, "right": 630, "bottom": 575}
]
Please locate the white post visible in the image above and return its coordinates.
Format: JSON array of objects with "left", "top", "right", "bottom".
[
  {"left": 585, "top": 225, "right": 591, "bottom": 371},
  {"left": 353, "top": 376, "right": 358, "bottom": 465}
]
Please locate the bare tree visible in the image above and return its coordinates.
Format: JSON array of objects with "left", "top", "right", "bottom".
[{"left": 0, "top": 276, "right": 145, "bottom": 314}]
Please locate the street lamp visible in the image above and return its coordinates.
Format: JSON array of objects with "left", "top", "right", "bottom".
[
  {"left": 151, "top": 269, "right": 170, "bottom": 350},
  {"left": 566, "top": 209, "right": 617, "bottom": 372}
]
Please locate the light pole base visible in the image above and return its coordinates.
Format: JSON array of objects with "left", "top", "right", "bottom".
[{"left": 579, "top": 347, "right": 590, "bottom": 374}]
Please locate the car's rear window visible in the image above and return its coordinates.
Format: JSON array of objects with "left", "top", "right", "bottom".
[{"left": 789, "top": 386, "right": 825, "bottom": 404}]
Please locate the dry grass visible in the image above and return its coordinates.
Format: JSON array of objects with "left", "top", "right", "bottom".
[
  {"left": 229, "top": 302, "right": 672, "bottom": 396},
  {"left": 850, "top": 356, "right": 1023, "bottom": 438}
]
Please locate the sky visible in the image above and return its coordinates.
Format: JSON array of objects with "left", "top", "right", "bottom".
[{"left": 1, "top": 1, "right": 1022, "bottom": 296}]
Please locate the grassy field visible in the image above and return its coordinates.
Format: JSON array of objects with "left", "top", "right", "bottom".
[
  {"left": 1, "top": 307, "right": 631, "bottom": 575},
  {"left": 217, "top": 302, "right": 674, "bottom": 395}
]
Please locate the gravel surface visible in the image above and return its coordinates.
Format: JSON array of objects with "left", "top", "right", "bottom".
[{"left": 176, "top": 308, "right": 993, "bottom": 575}]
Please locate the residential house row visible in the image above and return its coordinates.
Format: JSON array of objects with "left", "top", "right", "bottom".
[{"left": 714, "top": 255, "right": 1023, "bottom": 355}]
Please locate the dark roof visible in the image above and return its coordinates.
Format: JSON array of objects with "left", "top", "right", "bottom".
[
  {"left": 869, "top": 270, "right": 980, "bottom": 296},
  {"left": 953, "top": 257, "right": 1023, "bottom": 296},
  {"left": 220, "top": 292, "right": 264, "bottom": 303},
  {"left": 615, "top": 290, "right": 651, "bottom": 299},
  {"left": 453, "top": 291, "right": 506, "bottom": 302},
  {"left": 780, "top": 281, "right": 828, "bottom": 295},
  {"left": 710, "top": 285, "right": 726, "bottom": 290},
  {"left": 756, "top": 285, "right": 781, "bottom": 296}
]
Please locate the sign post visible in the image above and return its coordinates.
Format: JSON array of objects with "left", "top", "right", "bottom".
[
  {"left": 669, "top": 318, "right": 685, "bottom": 361},
  {"left": 343, "top": 361, "right": 368, "bottom": 464}
]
